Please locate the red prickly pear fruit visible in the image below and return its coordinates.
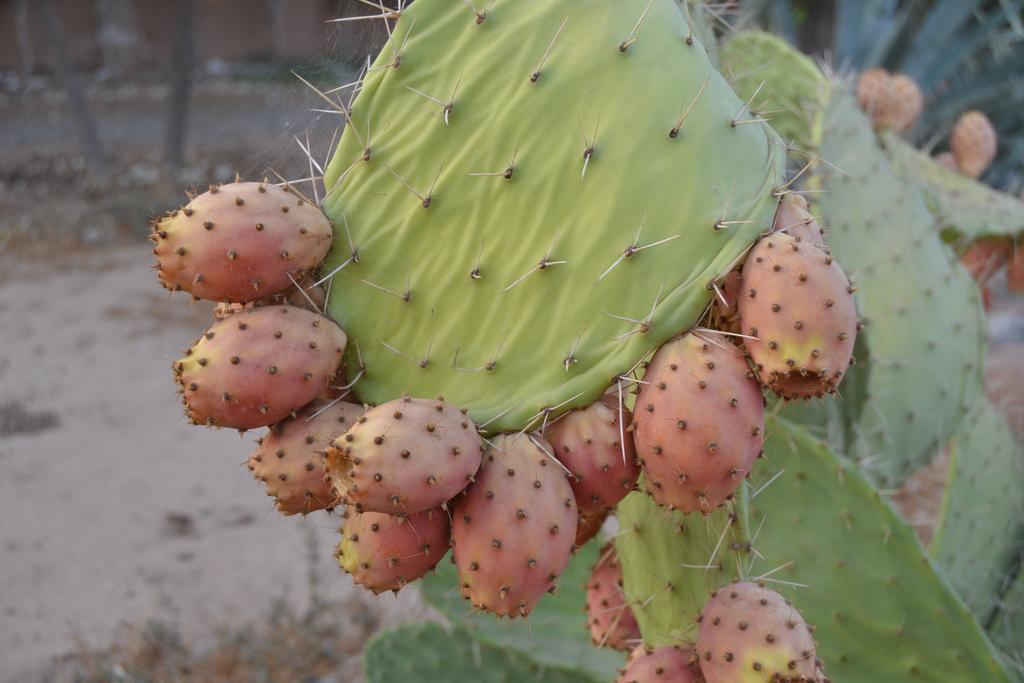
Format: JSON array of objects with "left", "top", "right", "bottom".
[
  {"left": 960, "top": 237, "right": 1013, "bottom": 286},
  {"left": 324, "top": 397, "right": 483, "bottom": 515},
  {"left": 545, "top": 394, "right": 639, "bottom": 516},
  {"left": 951, "top": 111, "right": 997, "bottom": 179},
  {"left": 617, "top": 644, "right": 704, "bottom": 683},
  {"left": 247, "top": 399, "right": 364, "bottom": 515},
  {"left": 336, "top": 505, "right": 450, "bottom": 594},
  {"left": 575, "top": 509, "right": 608, "bottom": 547},
  {"left": 934, "top": 152, "right": 958, "bottom": 172},
  {"left": 451, "top": 433, "right": 577, "bottom": 618},
  {"left": 739, "top": 233, "right": 858, "bottom": 400},
  {"left": 586, "top": 544, "right": 641, "bottom": 651},
  {"left": 175, "top": 305, "right": 347, "bottom": 429},
  {"left": 152, "top": 181, "right": 332, "bottom": 303},
  {"left": 634, "top": 334, "right": 764, "bottom": 514},
  {"left": 1008, "top": 245, "right": 1024, "bottom": 293},
  {"left": 696, "top": 582, "right": 824, "bottom": 683},
  {"left": 773, "top": 194, "right": 825, "bottom": 250}
]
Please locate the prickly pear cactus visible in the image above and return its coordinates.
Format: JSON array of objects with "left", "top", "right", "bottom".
[
  {"left": 881, "top": 131, "right": 1024, "bottom": 243},
  {"left": 722, "top": 32, "right": 986, "bottom": 487},
  {"left": 989, "top": 566, "right": 1024, "bottom": 674},
  {"left": 617, "top": 416, "right": 1014, "bottom": 682},
  {"left": 930, "top": 399, "right": 1024, "bottom": 623},
  {"left": 320, "top": 0, "right": 784, "bottom": 432},
  {"left": 812, "top": 95, "right": 986, "bottom": 486}
]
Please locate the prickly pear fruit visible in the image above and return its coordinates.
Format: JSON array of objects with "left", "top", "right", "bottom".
[
  {"left": 633, "top": 334, "right": 764, "bottom": 514},
  {"left": 325, "top": 397, "right": 482, "bottom": 515},
  {"left": 890, "top": 74, "right": 923, "bottom": 132},
  {"left": 696, "top": 582, "right": 823, "bottom": 683},
  {"left": 712, "top": 268, "right": 743, "bottom": 334},
  {"left": 618, "top": 644, "right": 704, "bottom": 683},
  {"left": 586, "top": 544, "right": 641, "bottom": 651},
  {"left": 248, "top": 399, "right": 364, "bottom": 515},
  {"left": 336, "top": 505, "right": 450, "bottom": 594},
  {"left": 855, "top": 69, "right": 921, "bottom": 132},
  {"left": 855, "top": 68, "right": 893, "bottom": 127},
  {"left": 934, "top": 151, "right": 958, "bottom": 172},
  {"left": 451, "top": 433, "right": 577, "bottom": 618},
  {"left": 1009, "top": 245, "right": 1024, "bottom": 292},
  {"left": 175, "top": 305, "right": 347, "bottom": 429},
  {"left": 576, "top": 510, "right": 608, "bottom": 547},
  {"left": 773, "top": 194, "right": 825, "bottom": 249},
  {"left": 951, "top": 111, "right": 997, "bottom": 178},
  {"left": 545, "top": 395, "right": 639, "bottom": 516},
  {"left": 152, "top": 181, "right": 332, "bottom": 303},
  {"left": 960, "top": 237, "right": 1013, "bottom": 285},
  {"left": 739, "top": 233, "right": 857, "bottom": 399}
]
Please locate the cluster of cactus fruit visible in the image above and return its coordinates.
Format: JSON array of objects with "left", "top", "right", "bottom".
[{"left": 147, "top": 2, "right": 1024, "bottom": 682}]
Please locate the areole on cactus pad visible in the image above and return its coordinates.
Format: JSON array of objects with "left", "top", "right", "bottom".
[{"left": 318, "top": 0, "right": 785, "bottom": 432}]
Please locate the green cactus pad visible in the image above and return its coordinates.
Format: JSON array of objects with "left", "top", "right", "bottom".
[
  {"left": 753, "top": 417, "right": 1012, "bottom": 682},
  {"left": 721, "top": 34, "right": 988, "bottom": 484},
  {"left": 364, "top": 622, "right": 598, "bottom": 683},
  {"left": 419, "top": 540, "right": 623, "bottom": 681},
  {"left": 930, "top": 399, "right": 1024, "bottom": 623},
  {"left": 881, "top": 131, "right": 1024, "bottom": 243},
  {"left": 719, "top": 31, "right": 826, "bottom": 147},
  {"left": 320, "top": 0, "right": 784, "bottom": 432},
  {"left": 808, "top": 93, "right": 986, "bottom": 486},
  {"left": 988, "top": 565, "right": 1024, "bottom": 675},
  {"left": 676, "top": 1, "right": 719, "bottom": 68},
  {"left": 615, "top": 488, "right": 750, "bottom": 645},
  {"left": 618, "top": 416, "right": 1013, "bottom": 682}
]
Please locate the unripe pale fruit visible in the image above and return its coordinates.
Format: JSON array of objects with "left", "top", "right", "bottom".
[
  {"left": 325, "top": 397, "right": 483, "bottom": 514},
  {"left": 890, "top": 74, "right": 923, "bottom": 132},
  {"left": 152, "top": 181, "right": 332, "bottom": 303},
  {"left": 545, "top": 394, "right": 639, "bottom": 515},
  {"left": 248, "top": 399, "right": 364, "bottom": 515},
  {"left": 586, "top": 544, "right": 641, "bottom": 651},
  {"left": 634, "top": 334, "right": 764, "bottom": 514},
  {"left": 856, "top": 68, "right": 894, "bottom": 128},
  {"left": 951, "top": 111, "right": 997, "bottom": 178},
  {"left": 739, "top": 233, "right": 858, "bottom": 399},
  {"left": 617, "top": 644, "right": 704, "bottom": 683},
  {"left": 696, "top": 582, "right": 823, "bottom": 683},
  {"left": 175, "top": 305, "right": 347, "bottom": 429},
  {"left": 856, "top": 69, "right": 921, "bottom": 132},
  {"left": 451, "top": 433, "right": 577, "bottom": 618},
  {"left": 336, "top": 505, "right": 450, "bottom": 594}
]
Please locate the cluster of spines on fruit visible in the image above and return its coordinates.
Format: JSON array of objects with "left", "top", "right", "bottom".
[{"left": 143, "top": 3, "right": 878, "bottom": 681}]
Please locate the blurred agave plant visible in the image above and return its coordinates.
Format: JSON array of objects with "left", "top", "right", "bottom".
[{"left": 740, "top": 0, "right": 1024, "bottom": 191}]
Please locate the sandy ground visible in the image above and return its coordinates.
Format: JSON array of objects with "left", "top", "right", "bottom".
[{"left": 0, "top": 245, "right": 417, "bottom": 682}]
